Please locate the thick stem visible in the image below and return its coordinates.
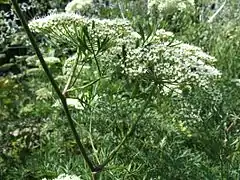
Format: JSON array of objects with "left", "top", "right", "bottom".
[{"left": 11, "top": 0, "right": 95, "bottom": 172}]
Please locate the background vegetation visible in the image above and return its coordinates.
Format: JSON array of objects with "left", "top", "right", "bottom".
[{"left": 0, "top": 0, "right": 239, "bottom": 179}]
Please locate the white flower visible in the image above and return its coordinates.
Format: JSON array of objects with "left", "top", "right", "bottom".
[
  {"left": 148, "top": 0, "right": 195, "bottom": 16},
  {"left": 231, "top": 79, "right": 240, "bottom": 86},
  {"left": 154, "top": 29, "right": 174, "bottom": 41},
  {"left": 131, "top": 32, "right": 142, "bottom": 39},
  {"left": 29, "top": 13, "right": 87, "bottom": 34},
  {"left": 121, "top": 29, "right": 221, "bottom": 94},
  {"left": 29, "top": 13, "right": 135, "bottom": 47},
  {"left": 65, "top": 0, "right": 93, "bottom": 13},
  {"left": 29, "top": 13, "right": 220, "bottom": 96}
]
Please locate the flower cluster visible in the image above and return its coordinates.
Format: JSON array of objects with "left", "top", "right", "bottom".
[
  {"left": 29, "top": 13, "right": 87, "bottom": 40},
  {"left": 120, "top": 29, "right": 221, "bottom": 94},
  {"left": 148, "top": 0, "right": 195, "bottom": 16},
  {"left": 65, "top": 0, "right": 93, "bottom": 13},
  {"left": 29, "top": 13, "right": 221, "bottom": 95},
  {"left": 153, "top": 29, "right": 174, "bottom": 41},
  {"left": 29, "top": 13, "right": 136, "bottom": 48},
  {"left": 231, "top": 79, "right": 240, "bottom": 87}
]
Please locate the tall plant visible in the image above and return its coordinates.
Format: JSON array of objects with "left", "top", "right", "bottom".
[{"left": 5, "top": 0, "right": 222, "bottom": 179}]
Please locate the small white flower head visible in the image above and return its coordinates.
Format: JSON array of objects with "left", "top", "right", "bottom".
[
  {"left": 87, "top": 17, "right": 134, "bottom": 40},
  {"left": 29, "top": 13, "right": 220, "bottom": 96},
  {"left": 65, "top": 0, "right": 93, "bottom": 13},
  {"left": 29, "top": 13, "right": 135, "bottom": 48},
  {"left": 153, "top": 29, "right": 174, "bottom": 41},
  {"left": 121, "top": 29, "right": 221, "bottom": 94},
  {"left": 231, "top": 79, "right": 240, "bottom": 87},
  {"left": 29, "top": 12, "right": 88, "bottom": 33},
  {"left": 148, "top": 0, "right": 195, "bottom": 16}
]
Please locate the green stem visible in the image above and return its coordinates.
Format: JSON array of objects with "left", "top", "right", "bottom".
[
  {"left": 11, "top": 0, "right": 95, "bottom": 172},
  {"left": 84, "top": 29, "right": 102, "bottom": 77},
  {"left": 93, "top": 51, "right": 102, "bottom": 77},
  {"left": 100, "top": 84, "right": 156, "bottom": 168},
  {"left": 67, "top": 77, "right": 103, "bottom": 93},
  {"left": 70, "top": 59, "right": 87, "bottom": 89},
  {"left": 63, "top": 48, "right": 81, "bottom": 96}
]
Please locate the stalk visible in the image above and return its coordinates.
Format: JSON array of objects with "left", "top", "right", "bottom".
[
  {"left": 11, "top": 0, "right": 95, "bottom": 172},
  {"left": 100, "top": 84, "right": 156, "bottom": 168}
]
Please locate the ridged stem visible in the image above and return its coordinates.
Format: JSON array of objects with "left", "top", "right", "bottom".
[{"left": 11, "top": 0, "right": 95, "bottom": 172}]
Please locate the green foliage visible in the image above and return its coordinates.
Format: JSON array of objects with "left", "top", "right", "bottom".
[
  {"left": 0, "top": 0, "right": 9, "bottom": 4},
  {"left": 1, "top": 0, "right": 240, "bottom": 179}
]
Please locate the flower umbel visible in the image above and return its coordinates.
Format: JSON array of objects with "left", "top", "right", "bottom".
[
  {"left": 29, "top": 13, "right": 135, "bottom": 48},
  {"left": 65, "top": 0, "right": 93, "bottom": 13},
  {"left": 120, "top": 30, "right": 221, "bottom": 94},
  {"left": 29, "top": 13, "right": 221, "bottom": 95},
  {"left": 148, "top": 0, "right": 195, "bottom": 16}
]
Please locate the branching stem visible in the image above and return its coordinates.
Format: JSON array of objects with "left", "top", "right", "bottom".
[
  {"left": 63, "top": 48, "right": 82, "bottom": 96},
  {"left": 11, "top": 0, "right": 95, "bottom": 173},
  {"left": 100, "top": 84, "right": 156, "bottom": 168}
]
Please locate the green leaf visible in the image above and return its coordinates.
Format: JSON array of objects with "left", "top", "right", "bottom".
[{"left": 0, "top": 0, "right": 9, "bottom": 4}]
